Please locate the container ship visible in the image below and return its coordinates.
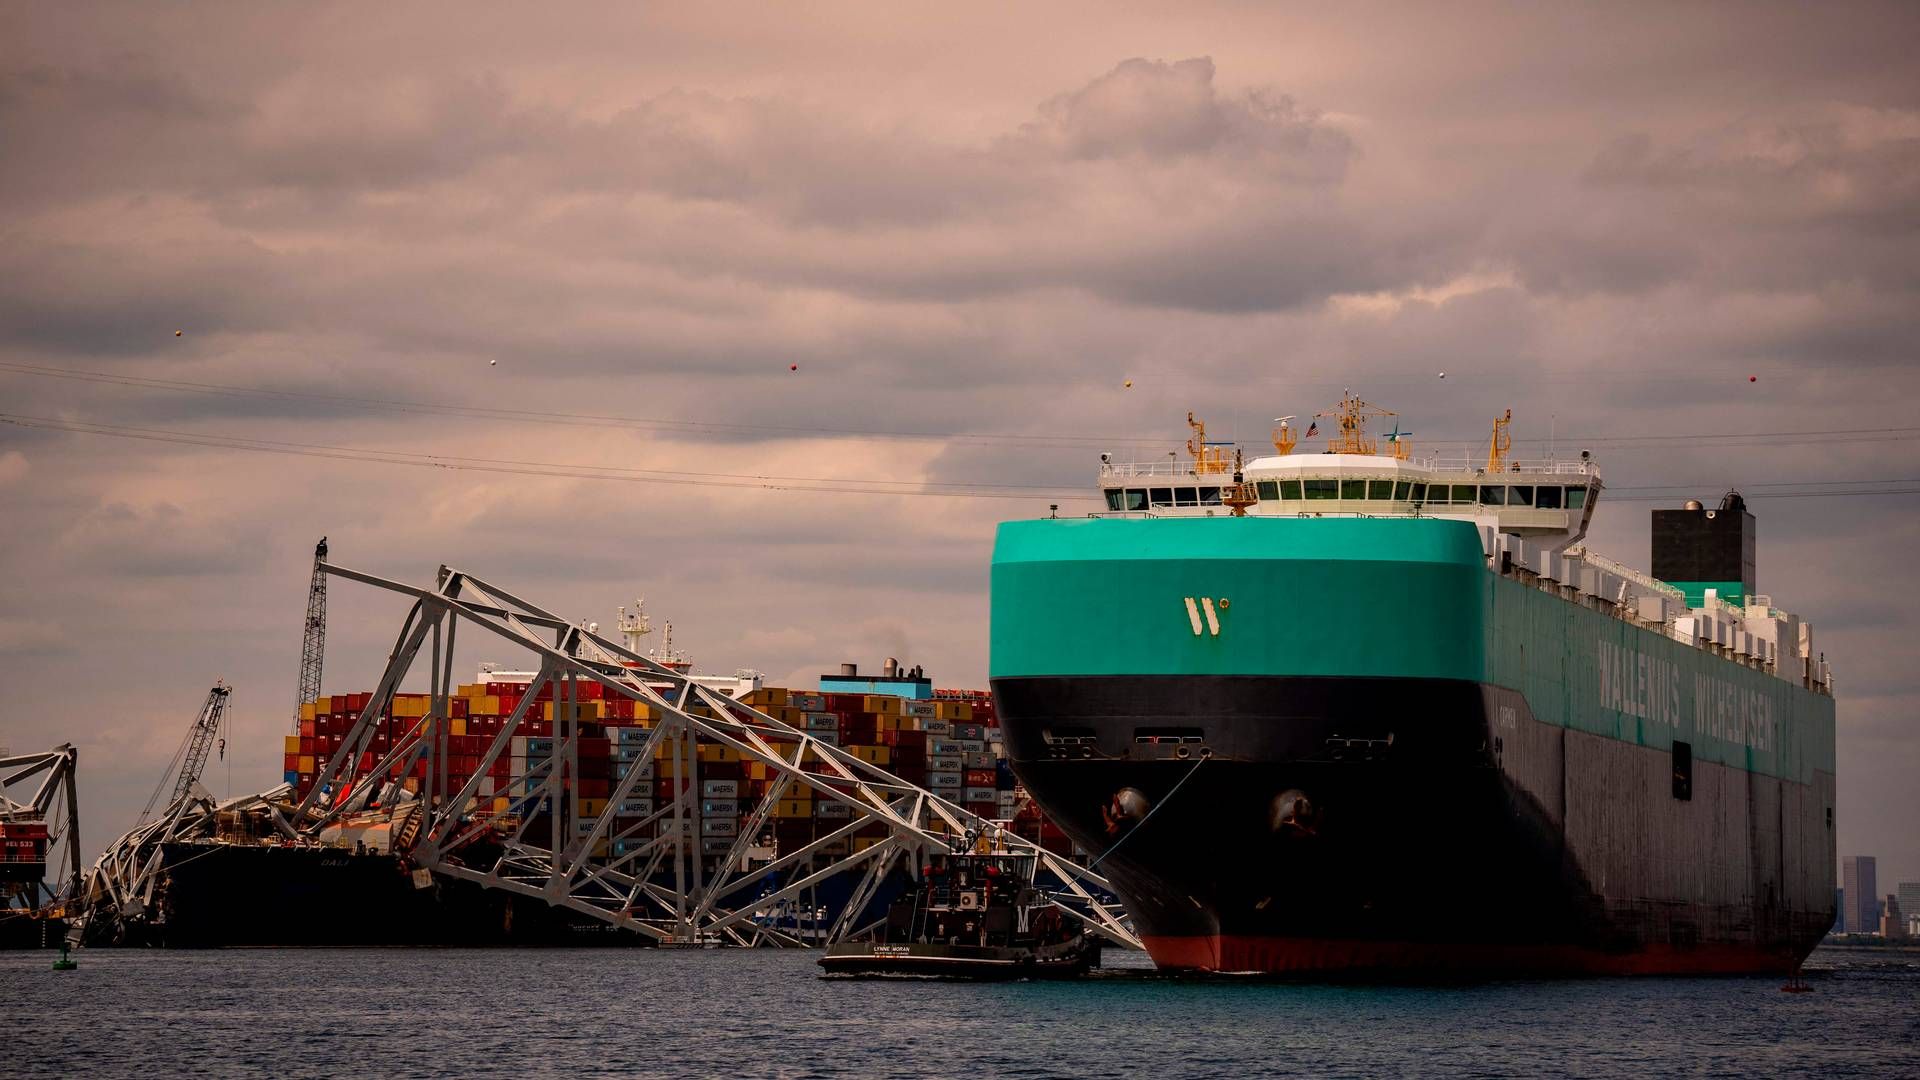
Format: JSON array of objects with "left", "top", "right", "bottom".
[
  {"left": 87, "top": 607, "right": 1057, "bottom": 946},
  {"left": 991, "top": 396, "right": 1837, "bottom": 975}
]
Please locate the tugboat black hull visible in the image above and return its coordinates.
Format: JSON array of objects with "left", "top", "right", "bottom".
[{"left": 819, "top": 937, "right": 1099, "bottom": 979}]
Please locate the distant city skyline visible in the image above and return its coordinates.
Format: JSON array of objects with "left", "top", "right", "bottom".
[{"left": 1842, "top": 856, "right": 1878, "bottom": 934}]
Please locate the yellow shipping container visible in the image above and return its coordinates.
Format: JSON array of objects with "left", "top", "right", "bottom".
[
  {"left": 579, "top": 798, "right": 607, "bottom": 817},
  {"left": 863, "top": 695, "right": 902, "bottom": 716},
  {"left": 450, "top": 718, "right": 467, "bottom": 736},
  {"left": 852, "top": 836, "right": 883, "bottom": 852},
  {"left": 285, "top": 735, "right": 302, "bottom": 754},
  {"left": 936, "top": 701, "right": 974, "bottom": 722},
  {"left": 472, "top": 694, "right": 501, "bottom": 716},
  {"left": 697, "top": 743, "right": 741, "bottom": 764},
  {"left": 774, "top": 799, "right": 811, "bottom": 818},
  {"left": 300, "top": 701, "right": 319, "bottom": 723},
  {"left": 297, "top": 754, "right": 315, "bottom": 773},
  {"left": 746, "top": 761, "right": 770, "bottom": 781}
]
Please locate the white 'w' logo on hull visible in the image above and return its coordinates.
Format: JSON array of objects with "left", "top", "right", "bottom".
[{"left": 1183, "top": 597, "right": 1225, "bottom": 637}]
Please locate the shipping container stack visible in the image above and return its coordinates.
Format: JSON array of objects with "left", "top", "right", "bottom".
[{"left": 284, "top": 679, "right": 1078, "bottom": 866}]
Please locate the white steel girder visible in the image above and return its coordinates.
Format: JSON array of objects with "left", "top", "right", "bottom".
[{"left": 292, "top": 561, "right": 1140, "bottom": 949}]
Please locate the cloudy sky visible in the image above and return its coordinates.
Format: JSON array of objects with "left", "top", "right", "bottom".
[{"left": 3, "top": 3, "right": 1917, "bottom": 887}]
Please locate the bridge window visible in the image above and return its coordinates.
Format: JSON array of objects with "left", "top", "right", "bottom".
[
  {"left": 1535, "top": 485, "right": 1562, "bottom": 509},
  {"left": 1451, "top": 484, "right": 1477, "bottom": 504},
  {"left": 1410, "top": 482, "right": 1427, "bottom": 502},
  {"left": 1256, "top": 481, "right": 1279, "bottom": 501},
  {"left": 1509, "top": 485, "right": 1533, "bottom": 507},
  {"left": 1369, "top": 480, "right": 1394, "bottom": 499},
  {"left": 1480, "top": 485, "right": 1506, "bottom": 506},
  {"left": 1566, "top": 486, "right": 1588, "bottom": 510},
  {"left": 1123, "top": 489, "right": 1147, "bottom": 510},
  {"left": 1341, "top": 479, "right": 1368, "bottom": 500},
  {"left": 1105, "top": 489, "right": 1123, "bottom": 511},
  {"left": 1304, "top": 479, "right": 1337, "bottom": 500},
  {"left": 1199, "top": 487, "right": 1222, "bottom": 505},
  {"left": 1175, "top": 487, "right": 1200, "bottom": 507},
  {"left": 1150, "top": 487, "right": 1174, "bottom": 508},
  {"left": 1279, "top": 480, "right": 1302, "bottom": 500},
  {"left": 1393, "top": 481, "right": 1412, "bottom": 500}
]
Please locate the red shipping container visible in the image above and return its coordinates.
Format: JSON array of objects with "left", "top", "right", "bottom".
[{"left": 964, "top": 769, "right": 995, "bottom": 786}]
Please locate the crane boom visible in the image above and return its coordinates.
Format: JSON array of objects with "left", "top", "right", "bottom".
[
  {"left": 170, "top": 682, "right": 231, "bottom": 806},
  {"left": 293, "top": 536, "right": 328, "bottom": 730}
]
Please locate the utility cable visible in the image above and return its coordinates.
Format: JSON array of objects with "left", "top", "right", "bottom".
[
  {"left": 4, "top": 411, "right": 1914, "bottom": 502},
  {"left": 5, "top": 359, "right": 1919, "bottom": 453}
]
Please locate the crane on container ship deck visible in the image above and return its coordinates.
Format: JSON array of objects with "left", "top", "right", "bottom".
[
  {"left": 77, "top": 682, "right": 240, "bottom": 944},
  {"left": 137, "top": 682, "right": 232, "bottom": 823},
  {"left": 293, "top": 537, "right": 328, "bottom": 732}
]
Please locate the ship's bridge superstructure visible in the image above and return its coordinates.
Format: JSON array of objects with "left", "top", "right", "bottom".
[
  {"left": 1099, "top": 395, "right": 1600, "bottom": 547},
  {"left": 1090, "top": 394, "right": 1829, "bottom": 692}
]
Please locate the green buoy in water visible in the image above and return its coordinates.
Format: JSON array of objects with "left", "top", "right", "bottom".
[{"left": 52, "top": 943, "right": 77, "bottom": 971}]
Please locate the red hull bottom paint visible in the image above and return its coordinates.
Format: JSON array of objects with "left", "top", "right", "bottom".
[{"left": 1141, "top": 935, "right": 1800, "bottom": 977}]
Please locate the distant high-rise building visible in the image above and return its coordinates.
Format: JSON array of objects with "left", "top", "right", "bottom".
[
  {"left": 1842, "top": 856, "right": 1878, "bottom": 934},
  {"left": 1899, "top": 883, "right": 1920, "bottom": 931},
  {"left": 1884, "top": 895, "right": 1908, "bottom": 941}
]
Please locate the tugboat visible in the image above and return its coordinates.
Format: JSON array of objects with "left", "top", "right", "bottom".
[{"left": 819, "top": 849, "right": 1101, "bottom": 979}]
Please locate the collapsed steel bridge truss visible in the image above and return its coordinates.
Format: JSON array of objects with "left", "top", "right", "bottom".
[
  {"left": 287, "top": 561, "right": 1139, "bottom": 949},
  {"left": 79, "top": 785, "right": 294, "bottom": 943}
]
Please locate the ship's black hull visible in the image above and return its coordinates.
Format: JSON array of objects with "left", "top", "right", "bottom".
[
  {"left": 995, "top": 674, "right": 1828, "bottom": 976},
  {"left": 97, "top": 842, "right": 643, "bottom": 948}
]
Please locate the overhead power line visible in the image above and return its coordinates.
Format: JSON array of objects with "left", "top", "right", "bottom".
[
  {"left": 4, "top": 411, "right": 1917, "bottom": 503},
  {"left": 4, "top": 360, "right": 1919, "bottom": 454},
  {"left": 0, "top": 413, "right": 1094, "bottom": 501}
]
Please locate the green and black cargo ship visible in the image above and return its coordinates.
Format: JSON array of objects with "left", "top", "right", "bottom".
[{"left": 990, "top": 397, "right": 1836, "bottom": 975}]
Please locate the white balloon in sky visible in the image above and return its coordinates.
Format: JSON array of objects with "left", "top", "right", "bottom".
[
  {"left": 490, "top": 359, "right": 498, "bottom": 366},
  {"left": 1437, "top": 371, "right": 1446, "bottom": 379}
]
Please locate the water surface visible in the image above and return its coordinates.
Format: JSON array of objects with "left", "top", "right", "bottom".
[{"left": 6, "top": 946, "right": 1916, "bottom": 1077}]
